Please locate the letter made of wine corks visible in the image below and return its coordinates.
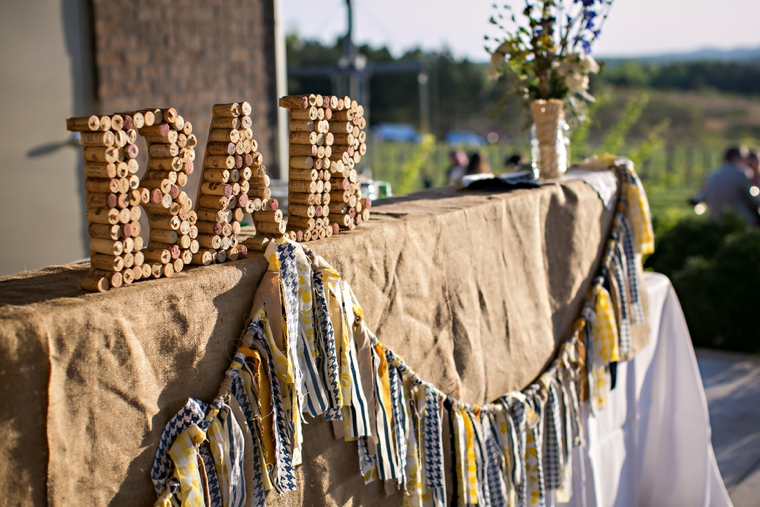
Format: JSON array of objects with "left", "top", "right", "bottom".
[
  {"left": 67, "top": 107, "right": 197, "bottom": 291},
  {"left": 198, "top": 102, "right": 274, "bottom": 257}
]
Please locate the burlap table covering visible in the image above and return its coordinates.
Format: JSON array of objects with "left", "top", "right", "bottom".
[{"left": 0, "top": 179, "right": 648, "bottom": 506}]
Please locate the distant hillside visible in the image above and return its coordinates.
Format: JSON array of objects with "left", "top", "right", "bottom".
[{"left": 604, "top": 45, "right": 760, "bottom": 63}]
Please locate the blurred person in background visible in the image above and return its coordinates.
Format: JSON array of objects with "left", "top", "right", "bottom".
[
  {"left": 466, "top": 151, "right": 492, "bottom": 176},
  {"left": 703, "top": 146, "right": 760, "bottom": 226},
  {"left": 747, "top": 151, "right": 760, "bottom": 187},
  {"left": 447, "top": 150, "right": 469, "bottom": 185},
  {"left": 504, "top": 152, "right": 523, "bottom": 171}
]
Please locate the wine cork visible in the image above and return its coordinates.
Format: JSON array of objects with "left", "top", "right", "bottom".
[
  {"left": 289, "top": 143, "right": 319, "bottom": 157},
  {"left": 290, "top": 168, "right": 318, "bottom": 181},
  {"left": 67, "top": 115, "right": 100, "bottom": 132},
  {"left": 288, "top": 204, "right": 315, "bottom": 218},
  {"left": 149, "top": 216, "right": 181, "bottom": 231},
  {"left": 83, "top": 162, "right": 117, "bottom": 179},
  {"left": 196, "top": 221, "right": 223, "bottom": 236},
  {"left": 289, "top": 180, "right": 317, "bottom": 193},
  {"left": 209, "top": 129, "right": 240, "bottom": 143},
  {"left": 205, "top": 155, "right": 235, "bottom": 170},
  {"left": 244, "top": 236, "right": 269, "bottom": 252},
  {"left": 290, "top": 107, "right": 319, "bottom": 121},
  {"left": 289, "top": 192, "right": 317, "bottom": 206},
  {"left": 197, "top": 235, "right": 222, "bottom": 250},
  {"left": 289, "top": 120, "right": 314, "bottom": 133},
  {"left": 279, "top": 95, "right": 310, "bottom": 109},
  {"left": 212, "top": 117, "right": 240, "bottom": 130},
  {"left": 206, "top": 142, "right": 236, "bottom": 156},
  {"left": 141, "top": 178, "right": 172, "bottom": 194},
  {"left": 258, "top": 220, "right": 286, "bottom": 235},
  {"left": 287, "top": 216, "right": 315, "bottom": 230},
  {"left": 198, "top": 194, "right": 229, "bottom": 209},
  {"left": 81, "top": 131, "right": 116, "bottom": 147},
  {"left": 143, "top": 247, "right": 171, "bottom": 264},
  {"left": 120, "top": 267, "right": 134, "bottom": 285},
  {"left": 200, "top": 182, "right": 233, "bottom": 197},
  {"left": 196, "top": 208, "right": 230, "bottom": 223},
  {"left": 79, "top": 273, "right": 109, "bottom": 292},
  {"left": 329, "top": 121, "right": 353, "bottom": 134},
  {"left": 213, "top": 103, "right": 241, "bottom": 117},
  {"left": 192, "top": 250, "right": 215, "bottom": 265},
  {"left": 123, "top": 251, "right": 135, "bottom": 268},
  {"left": 94, "top": 269, "right": 123, "bottom": 288},
  {"left": 148, "top": 157, "right": 182, "bottom": 172},
  {"left": 83, "top": 146, "right": 118, "bottom": 164},
  {"left": 148, "top": 144, "right": 178, "bottom": 158},
  {"left": 140, "top": 123, "right": 170, "bottom": 138},
  {"left": 87, "top": 207, "right": 120, "bottom": 225},
  {"left": 91, "top": 253, "right": 124, "bottom": 272},
  {"left": 89, "top": 223, "right": 121, "bottom": 240},
  {"left": 149, "top": 263, "right": 162, "bottom": 279},
  {"left": 290, "top": 131, "right": 319, "bottom": 145},
  {"left": 240, "top": 116, "right": 252, "bottom": 130},
  {"left": 86, "top": 193, "right": 118, "bottom": 209},
  {"left": 248, "top": 187, "right": 272, "bottom": 200},
  {"left": 253, "top": 210, "right": 283, "bottom": 223},
  {"left": 89, "top": 238, "right": 123, "bottom": 256},
  {"left": 221, "top": 222, "right": 233, "bottom": 237},
  {"left": 151, "top": 229, "right": 178, "bottom": 244}
]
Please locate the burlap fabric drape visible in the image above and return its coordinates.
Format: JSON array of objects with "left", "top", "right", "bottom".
[{"left": 0, "top": 179, "right": 647, "bottom": 506}]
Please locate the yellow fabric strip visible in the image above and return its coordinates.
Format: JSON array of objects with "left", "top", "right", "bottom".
[
  {"left": 167, "top": 426, "right": 205, "bottom": 507},
  {"left": 461, "top": 409, "right": 479, "bottom": 505},
  {"left": 624, "top": 168, "right": 655, "bottom": 254}
]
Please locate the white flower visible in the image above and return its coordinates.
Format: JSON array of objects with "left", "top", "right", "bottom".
[
  {"left": 579, "top": 53, "right": 599, "bottom": 74},
  {"left": 489, "top": 51, "right": 504, "bottom": 77},
  {"left": 565, "top": 73, "right": 589, "bottom": 92}
]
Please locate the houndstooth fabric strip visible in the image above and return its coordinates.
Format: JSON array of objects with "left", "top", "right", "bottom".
[
  {"left": 543, "top": 381, "right": 564, "bottom": 492},
  {"left": 313, "top": 270, "right": 343, "bottom": 420},
  {"left": 200, "top": 441, "right": 222, "bottom": 507},
  {"left": 249, "top": 319, "right": 298, "bottom": 494},
  {"left": 387, "top": 351, "right": 409, "bottom": 488},
  {"left": 620, "top": 214, "right": 646, "bottom": 324},
  {"left": 227, "top": 369, "right": 267, "bottom": 506},
  {"left": 422, "top": 384, "right": 447, "bottom": 507},
  {"left": 151, "top": 397, "right": 208, "bottom": 495}
]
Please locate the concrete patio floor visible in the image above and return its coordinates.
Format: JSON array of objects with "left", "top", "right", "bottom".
[{"left": 696, "top": 348, "right": 760, "bottom": 507}]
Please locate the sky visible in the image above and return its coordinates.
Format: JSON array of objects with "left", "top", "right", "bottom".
[{"left": 282, "top": 0, "right": 760, "bottom": 61}]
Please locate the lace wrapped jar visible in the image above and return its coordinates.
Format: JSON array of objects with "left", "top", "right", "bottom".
[{"left": 530, "top": 99, "right": 570, "bottom": 179}]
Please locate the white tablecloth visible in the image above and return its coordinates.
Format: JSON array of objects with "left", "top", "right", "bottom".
[{"left": 558, "top": 272, "right": 732, "bottom": 507}]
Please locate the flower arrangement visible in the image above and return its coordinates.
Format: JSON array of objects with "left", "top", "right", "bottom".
[{"left": 487, "top": 0, "right": 613, "bottom": 123}]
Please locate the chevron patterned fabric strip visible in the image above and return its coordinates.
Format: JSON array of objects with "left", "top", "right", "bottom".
[
  {"left": 372, "top": 342, "right": 400, "bottom": 480},
  {"left": 610, "top": 242, "right": 632, "bottom": 358},
  {"left": 312, "top": 269, "right": 344, "bottom": 420},
  {"left": 620, "top": 213, "right": 646, "bottom": 324},
  {"left": 387, "top": 351, "right": 409, "bottom": 489},
  {"left": 510, "top": 395, "right": 529, "bottom": 507}
]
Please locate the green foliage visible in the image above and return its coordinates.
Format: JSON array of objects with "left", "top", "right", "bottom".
[
  {"left": 596, "top": 60, "right": 760, "bottom": 96},
  {"left": 645, "top": 214, "right": 760, "bottom": 353},
  {"left": 628, "top": 118, "right": 669, "bottom": 169},
  {"left": 570, "top": 92, "right": 609, "bottom": 157},
  {"left": 600, "top": 93, "right": 649, "bottom": 155},
  {"left": 645, "top": 213, "right": 748, "bottom": 278}
]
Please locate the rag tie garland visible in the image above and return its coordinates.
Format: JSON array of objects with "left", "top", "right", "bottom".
[{"left": 151, "top": 164, "right": 652, "bottom": 507}]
